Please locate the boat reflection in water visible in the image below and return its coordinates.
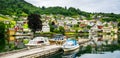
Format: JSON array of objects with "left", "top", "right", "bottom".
[{"left": 62, "top": 49, "right": 79, "bottom": 58}]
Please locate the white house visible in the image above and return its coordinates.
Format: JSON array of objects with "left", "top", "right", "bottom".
[
  {"left": 57, "top": 20, "right": 64, "bottom": 27},
  {"left": 64, "top": 19, "right": 71, "bottom": 25},
  {"left": 42, "top": 25, "right": 50, "bottom": 32},
  {"left": 88, "top": 22, "right": 95, "bottom": 26},
  {"left": 96, "top": 21, "right": 102, "bottom": 25},
  {"left": 71, "top": 19, "right": 78, "bottom": 25},
  {"left": 42, "top": 22, "right": 50, "bottom": 32}
]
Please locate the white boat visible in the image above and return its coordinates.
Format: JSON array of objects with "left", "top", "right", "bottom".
[
  {"left": 25, "top": 37, "right": 50, "bottom": 47},
  {"left": 62, "top": 39, "right": 79, "bottom": 52}
]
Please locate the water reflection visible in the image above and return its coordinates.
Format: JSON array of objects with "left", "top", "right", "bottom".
[
  {"left": 62, "top": 49, "right": 79, "bottom": 58},
  {"left": 79, "top": 34, "right": 119, "bottom": 53},
  {"left": 49, "top": 34, "right": 120, "bottom": 58},
  {"left": 79, "top": 51, "right": 120, "bottom": 58}
]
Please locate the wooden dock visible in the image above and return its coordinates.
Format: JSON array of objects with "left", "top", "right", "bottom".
[{"left": 0, "top": 45, "right": 62, "bottom": 58}]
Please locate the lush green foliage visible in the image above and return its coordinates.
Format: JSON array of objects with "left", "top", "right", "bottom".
[
  {"left": 0, "top": 0, "right": 120, "bottom": 22},
  {"left": 0, "top": 21, "right": 6, "bottom": 52},
  {"left": 59, "top": 26, "right": 65, "bottom": 35},
  {"left": 49, "top": 22, "right": 65, "bottom": 34},
  {"left": 49, "top": 21, "right": 55, "bottom": 32}
]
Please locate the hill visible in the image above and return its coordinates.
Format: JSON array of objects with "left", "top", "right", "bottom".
[
  {"left": 0, "top": 0, "right": 120, "bottom": 22},
  {"left": 0, "top": 0, "right": 39, "bottom": 16}
]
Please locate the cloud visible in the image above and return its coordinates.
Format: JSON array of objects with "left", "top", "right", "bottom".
[{"left": 25, "top": 0, "right": 120, "bottom": 14}]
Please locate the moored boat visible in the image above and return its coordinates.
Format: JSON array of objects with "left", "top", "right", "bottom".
[
  {"left": 62, "top": 39, "right": 79, "bottom": 52},
  {"left": 49, "top": 34, "right": 65, "bottom": 41},
  {"left": 25, "top": 37, "right": 50, "bottom": 47},
  {"left": 49, "top": 34, "right": 66, "bottom": 45}
]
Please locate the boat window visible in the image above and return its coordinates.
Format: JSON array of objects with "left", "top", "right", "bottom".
[
  {"left": 37, "top": 41, "right": 44, "bottom": 44},
  {"left": 65, "top": 42, "right": 74, "bottom": 46}
]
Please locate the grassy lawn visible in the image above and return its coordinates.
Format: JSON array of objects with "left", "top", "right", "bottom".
[
  {"left": 0, "top": 16, "right": 13, "bottom": 21},
  {"left": 71, "top": 27, "right": 83, "bottom": 30},
  {"left": 65, "top": 32, "right": 76, "bottom": 35},
  {"left": 0, "top": 17, "right": 7, "bottom": 21}
]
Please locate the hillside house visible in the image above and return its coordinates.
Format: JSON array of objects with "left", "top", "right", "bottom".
[{"left": 42, "top": 22, "right": 50, "bottom": 32}]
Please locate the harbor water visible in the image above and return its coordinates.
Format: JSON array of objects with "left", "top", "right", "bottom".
[{"left": 47, "top": 34, "right": 120, "bottom": 58}]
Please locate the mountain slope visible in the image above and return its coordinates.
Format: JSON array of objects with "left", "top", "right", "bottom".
[
  {"left": 0, "top": 0, "right": 120, "bottom": 22},
  {"left": 0, "top": 0, "right": 39, "bottom": 16},
  {"left": 0, "top": 0, "right": 89, "bottom": 17}
]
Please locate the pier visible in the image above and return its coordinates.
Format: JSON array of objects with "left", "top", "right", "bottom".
[{"left": 0, "top": 45, "right": 62, "bottom": 58}]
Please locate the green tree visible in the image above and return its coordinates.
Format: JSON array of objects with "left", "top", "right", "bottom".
[
  {"left": 59, "top": 26, "right": 65, "bottom": 35},
  {"left": 27, "top": 14, "right": 42, "bottom": 33},
  {"left": 0, "top": 21, "right": 6, "bottom": 52},
  {"left": 49, "top": 25, "right": 55, "bottom": 32},
  {"left": 54, "top": 28, "right": 59, "bottom": 33}
]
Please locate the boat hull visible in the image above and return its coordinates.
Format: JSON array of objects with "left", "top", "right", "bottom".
[{"left": 63, "top": 45, "right": 79, "bottom": 52}]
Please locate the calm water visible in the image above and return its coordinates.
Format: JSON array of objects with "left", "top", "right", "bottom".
[{"left": 47, "top": 34, "right": 120, "bottom": 58}]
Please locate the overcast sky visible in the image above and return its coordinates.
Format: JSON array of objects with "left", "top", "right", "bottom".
[{"left": 25, "top": 0, "right": 120, "bottom": 14}]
